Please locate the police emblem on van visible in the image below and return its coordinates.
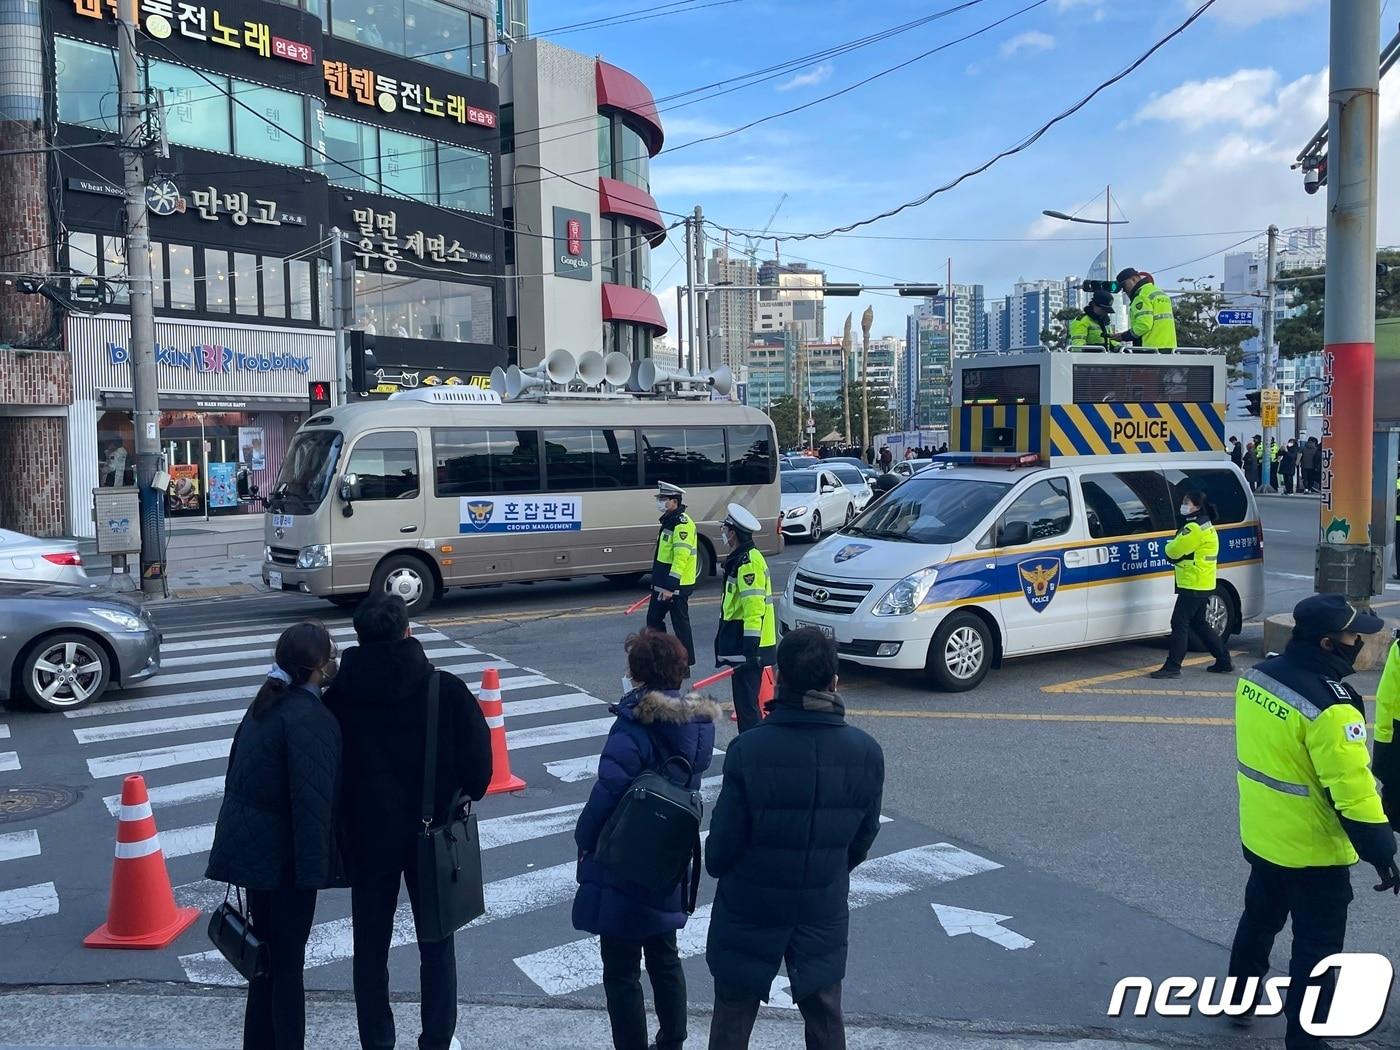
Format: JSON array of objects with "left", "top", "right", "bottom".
[
  {"left": 465, "top": 500, "right": 495, "bottom": 530},
  {"left": 1018, "top": 558, "right": 1061, "bottom": 613},
  {"left": 834, "top": 543, "right": 871, "bottom": 563}
]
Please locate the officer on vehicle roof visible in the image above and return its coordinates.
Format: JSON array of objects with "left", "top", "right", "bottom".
[
  {"left": 1068, "top": 290, "right": 1118, "bottom": 351},
  {"left": 1115, "top": 268, "right": 1177, "bottom": 352},
  {"left": 714, "top": 503, "right": 776, "bottom": 732},
  {"left": 648, "top": 481, "right": 698, "bottom": 669},
  {"left": 1227, "top": 594, "right": 1399, "bottom": 1050}
]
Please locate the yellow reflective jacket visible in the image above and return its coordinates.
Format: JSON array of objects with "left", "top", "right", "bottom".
[
  {"left": 1376, "top": 637, "right": 1400, "bottom": 827},
  {"left": 1128, "top": 281, "right": 1177, "bottom": 350},
  {"left": 1164, "top": 516, "right": 1218, "bottom": 592},
  {"left": 715, "top": 546, "right": 776, "bottom": 666},
  {"left": 1068, "top": 314, "right": 1114, "bottom": 350},
  {"left": 653, "top": 511, "right": 699, "bottom": 589},
  {"left": 1236, "top": 654, "right": 1394, "bottom": 868}
]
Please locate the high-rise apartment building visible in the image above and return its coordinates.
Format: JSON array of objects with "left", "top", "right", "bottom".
[
  {"left": 707, "top": 246, "right": 757, "bottom": 371},
  {"left": 903, "top": 313, "right": 951, "bottom": 429},
  {"left": 1007, "top": 279, "right": 1066, "bottom": 348},
  {"left": 1223, "top": 226, "right": 1326, "bottom": 396},
  {"left": 983, "top": 300, "right": 1008, "bottom": 353},
  {"left": 928, "top": 284, "right": 984, "bottom": 357},
  {"left": 759, "top": 260, "right": 826, "bottom": 342}
]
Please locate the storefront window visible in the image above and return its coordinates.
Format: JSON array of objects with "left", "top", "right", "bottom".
[
  {"left": 149, "top": 61, "right": 233, "bottom": 153},
  {"left": 55, "top": 38, "right": 119, "bottom": 133},
  {"left": 441, "top": 283, "right": 492, "bottom": 342},
  {"left": 97, "top": 411, "right": 135, "bottom": 488},
  {"left": 380, "top": 129, "right": 436, "bottom": 202},
  {"left": 203, "top": 249, "right": 231, "bottom": 312},
  {"left": 168, "top": 244, "right": 196, "bottom": 310},
  {"left": 356, "top": 272, "right": 492, "bottom": 342},
  {"left": 290, "top": 259, "right": 314, "bottom": 321},
  {"left": 263, "top": 258, "right": 287, "bottom": 318},
  {"left": 232, "top": 83, "right": 306, "bottom": 167},
  {"left": 68, "top": 232, "right": 98, "bottom": 278},
  {"left": 148, "top": 241, "right": 166, "bottom": 309},
  {"left": 233, "top": 253, "right": 259, "bottom": 315},
  {"left": 437, "top": 145, "right": 490, "bottom": 215},
  {"left": 313, "top": 260, "right": 330, "bottom": 324},
  {"left": 103, "top": 238, "right": 129, "bottom": 306},
  {"left": 318, "top": 115, "right": 377, "bottom": 190}
]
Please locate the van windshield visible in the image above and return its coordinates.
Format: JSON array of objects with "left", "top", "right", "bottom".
[
  {"left": 847, "top": 475, "right": 1011, "bottom": 544},
  {"left": 269, "top": 430, "right": 343, "bottom": 514}
]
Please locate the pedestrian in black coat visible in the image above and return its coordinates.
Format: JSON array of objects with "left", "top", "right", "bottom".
[
  {"left": 323, "top": 594, "right": 492, "bottom": 1050},
  {"left": 207, "top": 621, "right": 342, "bottom": 1050},
  {"left": 704, "top": 628, "right": 884, "bottom": 1050}
]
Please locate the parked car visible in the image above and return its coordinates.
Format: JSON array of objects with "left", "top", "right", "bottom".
[
  {"left": 780, "top": 469, "right": 855, "bottom": 541},
  {"left": 822, "top": 456, "right": 880, "bottom": 484},
  {"left": 824, "top": 464, "right": 874, "bottom": 510},
  {"left": 0, "top": 529, "right": 91, "bottom": 586},
  {"left": 891, "top": 458, "right": 936, "bottom": 480},
  {"left": 781, "top": 455, "right": 821, "bottom": 471},
  {"left": 0, "top": 583, "right": 160, "bottom": 711}
]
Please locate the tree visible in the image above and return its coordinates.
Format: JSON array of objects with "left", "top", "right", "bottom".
[
  {"left": 1171, "top": 291, "right": 1255, "bottom": 379},
  {"left": 1271, "top": 249, "right": 1400, "bottom": 359},
  {"left": 764, "top": 395, "right": 840, "bottom": 451},
  {"left": 836, "top": 381, "right": 894, "bottom": 447},
  {"left": 1040, "top": 307, "right": 1081, "bottom": 352}
]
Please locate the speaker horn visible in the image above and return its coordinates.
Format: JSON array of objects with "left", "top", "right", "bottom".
[
  {"left": 696, "top": 364, "right": 735, "bottom": 397},
  {"left": 505, "top": 365, "right": 547, "bottom": 400},
  {"left": 544, "top": 348, "right": 578, "bottom": 386},
  {"left": 576, "top": 350, "right": 606, "bottom": 388},
  {"left": 603, "top": 351, "right": 631, "bottom": 387},
  {"left": 489, "top": 366, "right": 509, "bottom": 397},
  {"left": 637, "top": 360, "right": 693, "bottom": 391}
]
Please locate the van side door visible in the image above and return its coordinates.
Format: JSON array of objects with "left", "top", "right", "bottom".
[
  {"left": 333, "top": 430, "right": 427, "bottom": 593},
  {"left": 992, "top": 476, "right": 1088, "bottom": 655},
  {"left": 1077, "top": 469, "right": 1179, "bottom": 643}
]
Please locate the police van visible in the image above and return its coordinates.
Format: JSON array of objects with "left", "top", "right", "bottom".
[{"left": 777, "top": 349, "right": 1265, "bottom": 690}]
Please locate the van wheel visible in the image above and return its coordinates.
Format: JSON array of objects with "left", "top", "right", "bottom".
[
  {"left": 372, "top": 555, "right": 436, "bottom": 616},
  {"left": 925, "top": 612, "right": 991, "bottom": 692},
  {"left": 1194, "top": 588, "right": 1236, "bottom": 651}
]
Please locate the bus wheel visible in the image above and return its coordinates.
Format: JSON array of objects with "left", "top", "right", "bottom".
[
  {"left": 372, "top": 554, "right": 437, "bottom": 615},
  {"left": 697, "top": 540, "right": 716, "bottom": 583},
  {"left": 925, "top": 611, "right": 991, "bottom": 692}
]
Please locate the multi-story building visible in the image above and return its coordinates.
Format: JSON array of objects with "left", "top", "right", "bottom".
[
  {"left": 745, "top": 334, "right": 793, "bottom": 407},
  {"left": 707, "top": 247, "right": 757, "bottom": 371},
  {"left": 928, "top": 284, "right": 984, "bottom": 358},
  {"left": 759, "top": 260, "right": 825, "bottom": 343},
  {"left": 902, "top": 313, "right": 951, "bottom": 429},
  {"left": 1007, "top": 279, "right": 1067, "bottom": 349},
  {"left": 8, "top": 0, "right": 506, "bottom": 537},
  {"left": 861, "top": 335, "right": 902, "bottom": 411},
  {"left": 754, "top": 298, "right": 794, "bottom": 334},
  {"left": 983, "top": 299, "right": 1008, "bottom": 353}
]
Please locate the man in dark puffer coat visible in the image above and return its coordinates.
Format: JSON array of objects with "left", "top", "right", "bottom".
[{"left": 705, "top": 627, "right": 884, "bottom": 1050}]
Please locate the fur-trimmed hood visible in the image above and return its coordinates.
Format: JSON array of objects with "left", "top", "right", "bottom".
[{"left": 629, "top": 689, "right": 722, "bottom": 726}]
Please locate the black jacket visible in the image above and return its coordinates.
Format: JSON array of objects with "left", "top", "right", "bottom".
[
  {"left": 207, "top": 686, "right": 342, "bottom": 891},
  {"left": 323, "top": 637, "right": 493, "bottom": 879},
  {"left": 704, "top": 688, "right": 883, "bottom": 1001}
]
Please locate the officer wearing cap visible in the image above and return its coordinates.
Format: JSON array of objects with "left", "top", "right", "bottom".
[
  {"left": 648, "top": 481, "right": 698, "bottom": 669},
  {"left": 1114, "top": 267, "right": 1177, "bottom": 352},
  {"left": 1227, "top": 594, "right": 1398, "bottom": 1049},
  {"left": 714, "top": 503, "right": 776, "bottom": 731},
  {"left": 1068, "top": 290, "right": 1118, "bottom": 351}
]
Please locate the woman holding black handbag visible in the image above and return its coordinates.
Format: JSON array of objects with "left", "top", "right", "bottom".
[
  {"left": 207, "top": 621, "right": 342, "bottom": 1050},
  {"left": 574, "top": 630, "right": 720, "bottom": 1050}
]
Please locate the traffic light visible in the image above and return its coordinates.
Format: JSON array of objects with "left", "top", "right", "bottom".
[
  {"left": 1080, "top": 280, "right": 1121, "bottom": 295},
  {"left": 348, "top": 330, "right": 375, "bottom": 393},
  {"left": 1244, "top": 391, "right": 1262, "bottom": 417},
  {"left": 308, "top": 380, "right": 332, "bottom": 413}
]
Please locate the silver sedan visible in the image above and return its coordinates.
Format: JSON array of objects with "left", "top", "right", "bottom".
[{"left": 0, "top": 528, "right": 91, "bottom": 586}]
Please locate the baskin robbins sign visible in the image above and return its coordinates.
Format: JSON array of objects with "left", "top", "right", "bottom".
[
  {"left": 459, "top": 496, "right": 583, "bottom": 534},
  {"left": 106, "top": 342, "right": 311, "bottom": 375}
]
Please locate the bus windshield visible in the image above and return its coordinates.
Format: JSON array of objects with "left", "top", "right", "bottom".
[
  {"left": 270, "top": 430, "right": 343, "bottom": 514},
  {"left": 847, "top": 475, "right": 1011, "bottom": 545}
]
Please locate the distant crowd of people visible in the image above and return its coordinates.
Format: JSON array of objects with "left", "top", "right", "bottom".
[{"left": 1228, "top": 434, "right": 1322, "bottom": 494}]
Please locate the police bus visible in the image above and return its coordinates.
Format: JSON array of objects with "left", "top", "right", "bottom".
[
  {"left": 777, "top": 348, "right": 1265, "bottom": 690},
  {"left": 262, "top": 354, "right": 781, "bottom": 614}
]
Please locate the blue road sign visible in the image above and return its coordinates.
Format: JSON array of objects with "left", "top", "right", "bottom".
[{"left": 1216, "top": 309, "right": 1256, "bottom": 326}]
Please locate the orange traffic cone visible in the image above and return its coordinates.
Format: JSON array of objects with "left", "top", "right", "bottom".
[
  {"left": 480, "top": 667, "right": 526, "bottom": 794},
  {"left": 84, "top": 774, "right": 200, "bottom": 950}
]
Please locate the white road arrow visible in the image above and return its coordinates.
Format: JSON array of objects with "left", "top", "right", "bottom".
[{"left": 931, "top": 903, "right": 1034, "bottom": 951}]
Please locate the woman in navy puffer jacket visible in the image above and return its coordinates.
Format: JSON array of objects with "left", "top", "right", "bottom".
[{"left": 574, "top": 630, "right": 719, "bottom": 1050}]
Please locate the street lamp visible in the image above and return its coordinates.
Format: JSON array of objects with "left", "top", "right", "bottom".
[{"left": 1041, "top": 184, "right": 1128, "bottom": 281}]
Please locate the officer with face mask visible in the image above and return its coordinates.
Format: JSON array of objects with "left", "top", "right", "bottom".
[
  {"left": 648, "top": 481, "right": 698, "bottom": 669},
  {"left": 714, "top": 503, "right": 776, "bottom": 731},
  {"left": 1151, "top": 489, "right": 1232, "bottom": 679},
  {"left": 1228, "top": 594, "right": 1399, "bottom": 1050}
]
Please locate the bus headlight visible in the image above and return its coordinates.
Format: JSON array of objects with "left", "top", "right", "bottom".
[
  {"left": 872, "top": 568, "right": 937, "bottom": 616},
  {"left": 297, "top": 544, "right": 332, "bottom": 569}
]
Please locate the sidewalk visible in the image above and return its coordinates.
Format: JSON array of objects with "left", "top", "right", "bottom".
[
  {"left": 77, "top": 514, "right": 267, "bottom": 601},
  {"left": 0, "top": 989, "right": 1267, "bottom": 1050}
]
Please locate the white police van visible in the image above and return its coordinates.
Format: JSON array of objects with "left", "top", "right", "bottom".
[{"left": 777, "top": 349, "right": 1265, "bottom": 690}]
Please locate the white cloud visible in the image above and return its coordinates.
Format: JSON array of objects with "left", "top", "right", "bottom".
[
  {"left": 653, "top": 162, "right": 830, "bottom": 196},
  {"left": 776, "top": 63, "right": 833, "bottom": 92},
  {"left": 1000, "top": 30, "right": 1055, "bottom": 57},
  {"left": 1135, "top": 69, "right": 1281, "bottom": 129},
  {"left": 659, "top": 116, "right": 730, "bottom": 138},
  {"left": 1056, "top": 0, "right": 1105, "bottom": 17},
  {"left": 1200, "top": 0, "right": 1321, "bottom": 28}
]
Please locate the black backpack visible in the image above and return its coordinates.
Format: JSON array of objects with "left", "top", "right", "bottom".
[{"left": 594, "top": 755, "right": 704, "bottom": 913}]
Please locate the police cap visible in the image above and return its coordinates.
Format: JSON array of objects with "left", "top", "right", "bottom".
[
  {"left": 1091, "top": 289, "right": 1115, "bottom": 309},
  {"left": 657, "top": 481, "right": 685, "bottom": 501},
  {"left": 1292, "top": 593, "right": 1385, "bottom": 639},
  {"left": 1115, "top": 267, "right": 1141, "bottom": 285},
  {"left": 723, "top": 503, "right": 761, "bottom": 535}
]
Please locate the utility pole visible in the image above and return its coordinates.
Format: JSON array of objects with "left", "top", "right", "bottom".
[
  {"left": 861, "top": 306, "right": 874, "bottom": 455},
  {"left": 841, "top": 313, "right": 853, "bottom": 446},
  {"left": 330, "top": 228, "right": 347, "bottom": 404},
  {"left": 1317, "top": 0, "right": 1382, "bottom": 601},
  {"left": 117, "top": 1, "right": 163, "bottom": 596},
  {"left": 693, "top": 205, "right": 713, "bottom": 371},
  {"left": 1259, "top": 224, "right": 1279, "bottom": 492},
  {"left": 683, "top": 214, "right": 696, "bottom": 374}
]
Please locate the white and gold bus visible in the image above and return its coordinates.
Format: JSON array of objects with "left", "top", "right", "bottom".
[{"left": 261, "top": 388, "right": 781, "bottom": 614}]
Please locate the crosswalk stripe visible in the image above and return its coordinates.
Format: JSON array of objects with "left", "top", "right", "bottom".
[
  {"left": 104, "top": 776, "right": 225, "bottom": 816},
  {"left": 162, "top": 823, "right": 214, "bottom": 860},
  {"left": 160, "top": 627, "right": 453, "bottom": 652},
  {"left": 67, "top": 686, "right": 255, "bottom": 720},
  {"left": 0, "top": 830, "right": 40, "bottom": 863},
  {"left": 0, "top": 724, "right": 9, "bottom": 739},
  {"left": 87, "top": 738, "right": 232, "bottom": 780},
  {"left": 545, "top": 746, "right": 725, "bottom": 785},
  {"left": 0, "top": 882, "right": 59, "bottom": 926},
  {"left": 0, "top": 752, "right": 18, "bottom": 773},
  {"left": 159, "top": 644, "right": 468, "bottom": 670},
  {"left": 501, "top": 717, "right": 614, "bottom": 751},
  {"left": 502, "top": 692, "right": 605, "bottom": 719},
  {"left": 466, "top": 674, "right": 555, "bottom": 694},
  {"left": 513, "top": 842, "right": 1003, "bottom": 996},
  {"left": 180, "top": 857, "right": 584, "bottom": 985},
  {"left": 74, "top": 709, "right": 245, "bottom": 745}
]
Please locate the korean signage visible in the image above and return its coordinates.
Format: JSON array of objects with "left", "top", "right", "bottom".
[
  {"left": 324, "top": 60, "right": 496, "bottom": 129},
  {"left": 106, "top": 342, "right": 312, "bottom": 376},
  {"left": 351, "top": 206, "right": 492, "bottom": 271},
  {"left": 459, "top": 495, "right": 583, "bottom": 534},
  {"left": 143, "top": 181, "right": 306, "bottom": 227},
  {"left": 552, "top": 207, "right": 593, "bottom": 282},
  {"left": 72, "top": 1, "right": 316, "bottom": 66}
]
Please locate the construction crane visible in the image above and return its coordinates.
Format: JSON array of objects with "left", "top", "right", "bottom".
[{"left": 741, "top": 192, "right": 787, "bottom": 263}]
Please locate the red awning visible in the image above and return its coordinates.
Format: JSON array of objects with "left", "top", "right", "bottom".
[
  {"left": 596, "top": 60, "right": 664, "bottom": 154},
  {"left": 602, "top": 284, "right": 667, "bottom": 333},
  {"left": 598, "top": 177, "right": 666, "bottom": 246}
]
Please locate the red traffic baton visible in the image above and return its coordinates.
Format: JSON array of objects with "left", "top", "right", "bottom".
[
  {"left": 625, "top": 595, "right": 650, "bottom": 615},
  {"left": 691, "top": 667, "right": 734, "bottom": 690}
]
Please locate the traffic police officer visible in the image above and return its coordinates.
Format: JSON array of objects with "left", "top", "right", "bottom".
[
  {"left": 1228, "top": 594, "right": 1399, "bottom": 1050},
  {"left": 714, "top": 503, "right": 776, "bottom": 731},
  {"left": 1068, "top": 290, "right": 1117, "bottom": 351},
  {"left": 1376, "top": 629, "right": 1399, "bottom": 826},
  {"left": 1150, "top": 489, "right": 1231, "bottom": 679},
  {"left": 1115, "top": 268, "right": 1177, "bottom": 351},
  {"left": 648, "top": 481, "right": 698, "bottom": 668}
]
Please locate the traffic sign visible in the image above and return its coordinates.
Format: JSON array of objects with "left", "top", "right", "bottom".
[
  {"left": 1216, "top": 309, "right": 1255, "bottom": 326},
  {"left": 1261, "top": 388, "right": 1281, "bottom": 406},
  {"left": 1262, "top": 404, "right": 1279, "bottom": 427}
]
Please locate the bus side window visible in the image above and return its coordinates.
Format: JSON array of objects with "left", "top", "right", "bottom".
[
  {"left": 728, "top": 424, "right": 776, "bottom": 485},
  {"left": 346, "top": 431, "right": 419, "bottom": 500}
]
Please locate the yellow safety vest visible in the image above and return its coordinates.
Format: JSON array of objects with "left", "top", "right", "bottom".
[
  {"left": 1128, "top": 282, "right": 1177, "bottom": 350},
  {"left": 654, "top": 512, "right": 699, "bottom": 588},
  {"left": 716, "top": 547, "right": 777, "bottom": 664},
  {"left": 1164, "top": 518, "right": 1218, "bottom": 592},
  {"left": 1376, "top": 638, "right": 1399, "bottom": 824},
  {"left": 1068, "top": 314, "right": 1114, "bottom": 350}
]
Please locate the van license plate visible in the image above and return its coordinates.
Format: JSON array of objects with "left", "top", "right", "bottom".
[
  {"left": 268, "top": 571, "right": 283, "bottom": 590},
  {"left": 796, "top": 620, "right": 835, "bottom": 639}
]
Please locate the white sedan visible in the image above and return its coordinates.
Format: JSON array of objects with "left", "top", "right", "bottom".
[
  {"left": 780, "top": 469, "right": 855, "bottom": 542},
  {"left": 824, "top": 464, "right": 873, "bottom": 510},
  {"left": 0, "top": 528, "right": 90, "bottom": 586}
]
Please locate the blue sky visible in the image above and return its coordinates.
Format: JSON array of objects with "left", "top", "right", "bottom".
[{"left": 528, "top": 0, "right": 1398, "bottom": 338}]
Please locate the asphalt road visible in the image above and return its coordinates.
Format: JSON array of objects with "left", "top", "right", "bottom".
[{"left": 1, "top": 493, "right": 1397, "bottom": 1047}]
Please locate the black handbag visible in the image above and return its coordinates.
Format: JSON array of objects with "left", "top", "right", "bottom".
[
  {"left": 594, "top": 755, "right": 704, "bottom": 913},
  {"left": 412, "top": 671, "right": 486, "bottom": 942},
  {"left": 207, "top": 885, "right": 269, "bottom": 981}
]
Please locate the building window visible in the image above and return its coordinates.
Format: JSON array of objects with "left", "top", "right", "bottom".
[
  {"left": 437, "top": 145, "right": 491, "bottom": 214},
  {"left": 316, "top": 115, "right": 491, "bottom": 214},
  {"left": 599, "top": 218, "right": 616, "bottom": 283},
  {"left": 231, "top": 82, "right": 306, "bottom": 167},
  {"left": 291, "top": 259, "right": 315, "bottom": 321},
  {"left": 597, "top": 114, "right": 613, "bottom": 177},
  {"left": 54, "top": 38, "right": 118, "bottom": 133},
  {"left": 607, "top": 218, "right": 651, "bottom": 291},
  {"left": 263, "top": 258, "right": 287, "bottom": 318},
  {"left": 330, "top": 0, "right": 491, "bottom": 80},
  {"left": 233, "top": 253, "right": 260, "bottom": 315},
  {"left": 500, "top": 102, "right": 514, "bottom": 154},
  {"left": 617, "top": 123, "right": 650, "bottom": 192},
  {"left": 381, "top": 129, "right": 436, "bottom": 201},
  {"left": 148, "top": 61, "right": 233, "bottom": 153},
  {"left": 148, "top": 241, "right": 166, "bottom": 309},
  {"left": 319, "top": 115, "right": 377, "bottom": 189},
  {"left": 203, "top": 249, "right": 231, "bottom": 312},
  {"left": 331, "top": 0, "right": 406, "bottom": 56},
  {"left": 356, "top": 272, "right": 494, "bottom": 343},
  {"left": 168, "top": 244, "right": 196, "bottom": 310}
]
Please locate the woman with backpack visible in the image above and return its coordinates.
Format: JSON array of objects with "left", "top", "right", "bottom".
[{"left": 573, "top": 630, "right": 720, "bottom": 1050}]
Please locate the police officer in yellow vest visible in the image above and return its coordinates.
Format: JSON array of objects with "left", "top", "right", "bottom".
[
  {"left": 1228, "top": 595, "right": 1398, "bottom": 1049},
  {"left": 714, "top": 502, "right": 776, "bottom": 731},
  {"left": 1115, "top": 268, "right": 1177, "bottom": 352},
  {"left": 648, "top": 481, "right": 699, "bottom": 669},
  {"left": 1067, "top": 290, "right": 1117, "bottom": 351},
  {"left": 1377, "top": 628, "right": 1400, "bottom": 827},
  {"left": 1150, "top": 489, "right": 1232, "bottom": 679}
]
